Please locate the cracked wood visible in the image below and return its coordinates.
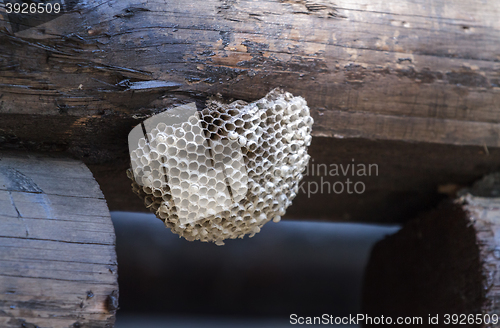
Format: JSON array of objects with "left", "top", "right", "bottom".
[
  {"left": 0, "top": 151, "right": 118, "bottom": 328},
  {"left": 0, "top": 0, "right": 499, "bottom": 223},
  {"left": 0, "top": 0, "right": 499, "bottom": 163}
]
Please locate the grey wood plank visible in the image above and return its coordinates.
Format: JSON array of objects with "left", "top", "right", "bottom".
[{"left": 0, "top": 151, "right": 117, "bottom": 328}]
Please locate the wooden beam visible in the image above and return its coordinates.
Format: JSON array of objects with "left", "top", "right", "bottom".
[
  {"left": 91, "top": 137, "right": 500, "bottom": 223},
  {"left": 0, "top": 151, "right": 118, "bottom": 328},
  {"left": 0, "top": 0, "right": 499, "bottom": 162},
  {"left": 362, "top": 180, "right": 500, "bottom": 325},
  {"left": 1, "top": 0, "right": 499, "bottom": 222},
  {"left": 463, "top": 194, "right": 500, "bottom": 317}
]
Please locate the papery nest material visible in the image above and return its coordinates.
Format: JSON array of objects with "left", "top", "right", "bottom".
[{"left": 127, "top": 88, "right": 313, "bottom": 245}]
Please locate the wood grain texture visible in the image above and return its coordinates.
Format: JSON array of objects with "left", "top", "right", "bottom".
[
  {"left": 362, "top": 188, "right": 500, "bottom": 326},
  {"left": 0, "top": 151, "right": 118, "bottom": 328},
  {"left": 1, "top": 0, "right": 499, "bottom": 223},
  {"left": 362, "top": 201, "right": 486, "bottom": 325},
  {"left": 464, "top": 194, "right": 500, "bottom": 318},
  {"left": 0, "top": 0, "right": 499, "bottom": 163}
]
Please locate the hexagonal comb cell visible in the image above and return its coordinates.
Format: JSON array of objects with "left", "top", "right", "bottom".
[{"left": 127, "top": 88, "right": 313, "bottom": 245}]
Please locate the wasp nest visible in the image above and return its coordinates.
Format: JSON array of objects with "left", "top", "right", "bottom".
[{"left": 127, "top": 88, "right": 313, "bottom": 245}]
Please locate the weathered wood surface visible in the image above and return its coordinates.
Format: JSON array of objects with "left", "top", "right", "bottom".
[
  {"left": 1, "top": 0, "right": 500, "bottom": 222},
  {"left": 0, "top": 151, "right": 118, "bottom": 328},
  {"left": 362, "top": 184, "right": 500, "bottom": 326},
  {"left": 464, "top": 195, "right": 500, "bottom": 319},
  {"left": 0, "top": 0, "right": 499, "bottom": 159}
]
